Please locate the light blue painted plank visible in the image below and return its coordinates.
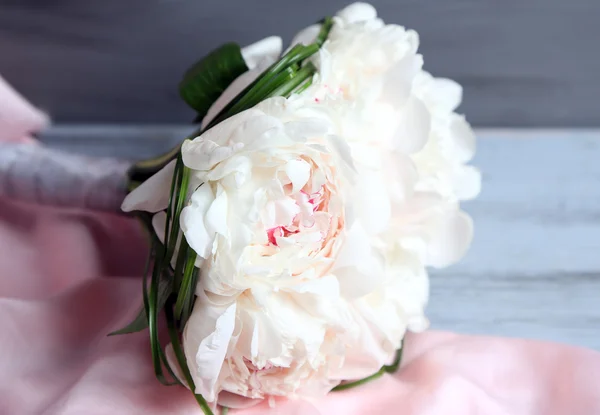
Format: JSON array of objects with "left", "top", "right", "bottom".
[{"left": 429, "top": 130, "right": 600, "bottom": 349}]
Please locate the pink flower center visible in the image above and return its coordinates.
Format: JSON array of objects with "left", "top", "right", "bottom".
[{"left": 266, "top": 186, "right": 325, "bottom": 247}]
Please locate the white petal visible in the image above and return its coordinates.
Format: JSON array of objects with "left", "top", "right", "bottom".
[
  {"left": 332, "top": 313, "right": 389, "bottom": 380},
  {"left": 263, "top": 198, "right": 299, "bottom": 228},
  {"left": 205, "top": 184, "right": 229, "bottom": 236},
  {"left": 284, "top": 118, "right": 331, "bottom": 141},
  {"left": 289, "top": 275, "right": 340, "bottom": 299},
  {"left": 385, "top": 152, "right": 418, "bottom": 202},
  {"left": 336, "top": 2, "right": 378, "bottom": 24},
  {"left": 217, "top": 392, "right": 262, "bottom": 410},
  {"left": 181, "top": 139, "right": 234, "bottom": 172},
  {"left": 203, "top": 69, "right": 264, "bottom": 128},
  {"left": 393, "top": 95, "right": 431, "bottom": 154},
  {"left": 180, "top": 185, "right": 215, "bottom": 258},
  {"left": 195, "top": 108, "right": 264, "bottom": 148},
  {"left": 246, "top": 304, "right": 284, "bottom": 362},
  {"left": 285, "top": 159, "right": 311, "bottom": 193},
  {"left": 381, "top": 54, "right": 423, "bottom": 108},
  {"left": 151, "top": 211, "right": 167, "bottom": 244},
  {"left": 354, "top": 172, "right": 391, "bottom": 235},
  {"left": 449, "top": 114, "right": 476, "bottom": 162},
  {"left": 231, "top": 114, "right": 284, "bottom": 148},
  {"left": 427, "top": 209, "right": 474, "bottom": 268},
  {"left": 207, "top": 155, "right": 252, "bottom": 185},
  {"left": 121, "top": 160, "right": 176, "bottom": 213},
  {"left": 432, "top": 77, "right": 463, "bottom": 112},
  {"left": 453, "top": 165, "right": 482, "bottom": 200},
  {"left": 289, "top": 24, "right": 320, "bottom": 47},
  {"left": 333, "top": 224, "right": 383, "bottom": 299},
  {"left": 241, "top": 36, "right": 282, "bottom": 69},
  {"left": 186, "top": 302, "right": 236, "bottom": 402},
  {"left": 327, "top": 134, "right": 357, "bottom": 173}
]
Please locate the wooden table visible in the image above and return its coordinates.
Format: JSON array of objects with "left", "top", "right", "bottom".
[{"left": 41, "top": 127, "right": 600, "bottom": 350}]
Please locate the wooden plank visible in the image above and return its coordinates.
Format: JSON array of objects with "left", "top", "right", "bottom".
[
  {"left": 429, "top": 130, "right": 600, "bottom": 349},
  {"left": 39, "top": 127, "right": 600, "bottom": 349},
  {"left": 1, "top": 0, "right": 599, "bottom": 126}
]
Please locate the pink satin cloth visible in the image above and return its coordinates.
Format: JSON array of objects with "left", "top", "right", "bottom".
[{"left": 1, "top": 77, "right": 600, "bottom": 415}]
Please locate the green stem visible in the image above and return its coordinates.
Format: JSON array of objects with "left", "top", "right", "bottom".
[
  {"left": 332, "top": 346, "right": 404, "bottom": 392},
  {"left": 268, "top": 63, "right": 316, "bottom": 97},
  {"left": 331, "top": 369, "right": 385, "bottom": 392},
  {"left": 384, "top": 347, "right": 403, "bottom": 374},
  {"left": 220, "top": 407, "right": 229, "bottom": 415},
  {"left": 316, "top": 16, "right": 334, "bottom": 46}
]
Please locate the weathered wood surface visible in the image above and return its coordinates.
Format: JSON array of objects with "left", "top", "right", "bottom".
[
  {"left": 1, "top": 0, "right": 600, "bottom": 127},
  {"left": 39, "top": 127, "right": 600, "bottom": 350}
]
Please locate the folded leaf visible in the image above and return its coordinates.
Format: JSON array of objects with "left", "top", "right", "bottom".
[
  {"left": 180, "top": 43, "right": 249, "bottom": 120},
  {"left": 108, "top": 274, "right": 172, "bottom": 336}
]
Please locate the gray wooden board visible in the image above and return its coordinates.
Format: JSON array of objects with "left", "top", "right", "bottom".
[
  {"left": 1, "top": 0, "right": 600, "bottom": 127},
  {"left": 39, "top": 128, "right": 600, "bottom": 350}
]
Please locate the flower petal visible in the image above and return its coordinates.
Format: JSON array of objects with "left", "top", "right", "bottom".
[
  {"left": 284, "top": 118, "right": 331, "bottom": 142},
  {"left": 289, "top": 275, "right": 340, "bottom": 299},
  {"left": 453, "top": 165, "right": 482, "bottom": 201},
  {"left": 393, "top": 95, "right": 431, "bottom": 154},
  {"left": 432, "top": 77, "right": 463, "bottom": 112},
  {"left": 333, "top": 224, "right": 383, "bottom": 299},
  {"left": 336, "top": 2, "right": 378, "bottom": 24},
  {"left": 203, "top": 69, "right": 263, "bottom": 128},
  {"left": 354, "top": 172, "right": 391, "bottom": 235},
  {"left": 217, "top": 391, "right": 262, "bottom": 410},
  {"left": 241, "top": 36, "right": 282, "bottom": 70},
  {"left": 181, "top": 139, "right": 234, "bottom": 172},
  {"left": 192, "top": 108, "right": 265, "bottom": 148},
  {"left": 184, "top": 301, "right": 236, "bottom": 402},
  {"left": 285, "top": 159, "right": 311, "bottom": 194},
  {"left": 202, "top": 38, "right": 281, "bottom": 127},
  {"left": 449, "top": 114, "right": 476, "bottom": 162},
  {"left": 205, "top": 184, "right": 229, "bottom": 236},
  {"left": 332, "top": 312, "right": 389, "bottom": 380},
  {"left": 326, "top": 134, "right": 357, "bottom": 173},
  {"left": 180, "top": 184, "right": 215, "bottom": 258},
  {"left": 121, "top": 160, "right": 176, "bottom": 213},
  {"left": 151, "top": 211, "right": 167, "bottom": 243},
  {"left": 381, "top": 54, "right": 423, "bottom": 108},
  {"left": 289, "top": 24, "right": 320, "bottom": 48},
  {"left": 427, "top": 209, "right": 474, "bottom": 268}
]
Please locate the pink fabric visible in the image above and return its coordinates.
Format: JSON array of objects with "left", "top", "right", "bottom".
[
  {"left": 2, "top": 78, "right": 600, "bottom": 415},
  {"left": 0, "top": 75, "right": 48, "bottom": 143}
]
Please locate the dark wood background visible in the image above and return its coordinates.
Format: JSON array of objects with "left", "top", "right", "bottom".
[{"left": 1, "top": 0, "right": 598, "bottom": 126}]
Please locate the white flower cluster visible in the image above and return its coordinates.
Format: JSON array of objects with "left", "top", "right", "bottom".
[{"left": 122, "top": 2, "right": 480, "bottom": 408}]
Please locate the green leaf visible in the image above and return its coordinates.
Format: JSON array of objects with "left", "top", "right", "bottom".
[
  {"left": 107, "top": 276, "right": 172, "bottom": 336},
  {"left": 148, "top": 243, "right": 179, "bottom": 385},
  {"left": 204, "top": 43, "right": 320, "bottom": 129},
  {"left": 315, "top": 17, "right": 334, "bottom": 46},
  {"left": 179, "top": 42, "right": 249, "bottom": 119},
  {"left": 109, "top": 250, "right": 173, "bottom": 336},
  {"left": 175, "top": 245, "right": 198, "bottom": 321}
]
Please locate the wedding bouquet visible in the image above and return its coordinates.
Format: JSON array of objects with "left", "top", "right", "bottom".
[{"left": 113, "top": 3, "right": 480, "bottom": 413}]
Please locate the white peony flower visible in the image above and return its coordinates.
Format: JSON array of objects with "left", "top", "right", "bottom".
[
  {"left": 286, "top": 1, "right": 480, "bottom": 369},
  {"left": 122, "top": 3, "right": 479, "bottom": 407},
  {"left": 290, "top": 2, "right": 480, "bottom": 269}
]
